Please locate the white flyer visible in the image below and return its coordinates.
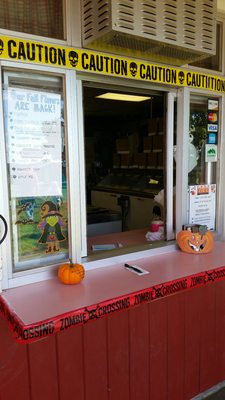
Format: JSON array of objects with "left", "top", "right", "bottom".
[
  {"left": 6, "top": 88, "right": 62, "bottom": 197},
  {"left": 189, "top": 184, "right": 216, "bottom": 231}
]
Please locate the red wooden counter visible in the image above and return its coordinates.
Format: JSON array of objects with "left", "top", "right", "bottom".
[{"left": 1, "top": 241, "right": 225, "bottom": 399}]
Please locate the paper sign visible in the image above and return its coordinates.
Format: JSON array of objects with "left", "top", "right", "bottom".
[
  {"left": 5, "top": 88, "right": 62, "bottom": 197},
  {"left": 208, "top": 99, "right": 219, "bottom": 111},
  {"left": 207, "top": 123, "right": 218, "bottom": 132},
  {"left": 189, "top": 184, "right": 216, "bottom": 230},
  {"left": 205, "top": 144, "right": 217, "bottom": 162}
]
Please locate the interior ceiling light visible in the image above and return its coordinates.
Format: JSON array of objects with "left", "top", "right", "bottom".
[{"left": 96, "top": 92, "right": 151, "bottom": 102}]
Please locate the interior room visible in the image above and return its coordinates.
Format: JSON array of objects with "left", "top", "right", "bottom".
[{"left": 82, "top": 84, "right": 167, "bottom": 253}]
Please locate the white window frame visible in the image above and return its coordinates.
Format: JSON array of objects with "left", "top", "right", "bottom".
[
  {"left": 175, "top": 87, "right": 225, "bottom": 238},
  {"left": 0, "top": 61, "right": 83, "bottom": 289},
  {"left": 75, "top": 75, "right": 177, "bottom": 264}
]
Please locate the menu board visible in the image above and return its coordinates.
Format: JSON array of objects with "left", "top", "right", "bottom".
[
  {"left": 189, "top": 184, "right": 216, "bottom": 230},
  {"left": 6, "top": 88, "right": 62, "bottom": 197}
]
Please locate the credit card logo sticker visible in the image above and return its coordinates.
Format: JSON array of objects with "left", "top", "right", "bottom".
[
  {"left": 208, "top": 124, "right": 218, "bottom": 132},
  {"left": 207, "top": 133, "right": 217, "bottom": 144},
  {"left": 208, "top": 99, "right": 219, "bottom": 111},
  {"left": 208, "top": 112, "right": 218, "bottom": 123}
]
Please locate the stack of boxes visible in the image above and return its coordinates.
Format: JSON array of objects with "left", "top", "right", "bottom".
[
  {"left": 113, "top": 118, "right": 164, "bottom": 169},
  {"left": 144, "top": 118, "right": 164, "bottom": 169}
]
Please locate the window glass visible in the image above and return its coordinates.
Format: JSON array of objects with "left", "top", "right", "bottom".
[
  {"left": 189, "top": 96, "right": 218, "bottom": 186},
  {"left": 3, "top": 70, "right": 69, "bottom": 271},
  {"left": 0, "top": 0, "right": 64, "bottom": 40},
  {"left": 188, "top": 95, "right": 218, "bottom": 231},
  {"left": 83, "top": 84, "right": 173, "bottom": 256},
  {"left": 190, "top": 22, "right": 222, "bottom": 72}
]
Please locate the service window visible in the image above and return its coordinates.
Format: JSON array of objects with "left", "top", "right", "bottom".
[
  {"left": 2, "top": 69, "right": 69, "bottom": 271},
  {"left": 82, "top": 83, "right": 176, "bottom": 256}
]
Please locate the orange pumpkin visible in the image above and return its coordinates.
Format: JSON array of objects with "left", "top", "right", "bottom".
[
  {"left": 58, "top": 262, "right": 85, "bottom": 284},
  {"left": 177, "top": 230, "right": 214, "bottom": 254}
]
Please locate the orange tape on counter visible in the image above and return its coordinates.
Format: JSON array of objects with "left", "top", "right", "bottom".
[{"left": 1, "top": 266, "right": 225, "bottom": 344}]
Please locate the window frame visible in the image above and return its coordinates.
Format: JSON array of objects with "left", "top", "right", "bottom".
[
  {"left": 75, "top": 75, "right": 177, "bottom": 260},
  {"left": 0, "top": 61, "right": 81, "bottom": 289},
  {"left": 175, "top": 87, "right": 224, "bottom": 237}
]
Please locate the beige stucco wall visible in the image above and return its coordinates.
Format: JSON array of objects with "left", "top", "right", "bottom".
[{"left": 217, "top": 0, "right": 225, "bottom": 12}]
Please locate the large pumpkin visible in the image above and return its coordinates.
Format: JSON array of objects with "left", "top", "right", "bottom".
[
  {"left": 58, "top": 262, "right": 85, "bottom": 284},
  {"left": 177, "top": 230, "right": 214, "bottom": 254}
]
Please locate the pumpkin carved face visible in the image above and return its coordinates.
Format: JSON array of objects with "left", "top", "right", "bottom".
[
  {"left": 177, "top": 230, "right": 214, "bottom": 254},
  {"left": 58, "top": 262, "right": 85, "bottom": 284}
]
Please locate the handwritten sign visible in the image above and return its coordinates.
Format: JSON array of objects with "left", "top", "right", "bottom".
[{"left": 5, "top": 88, "right": 62, "bottom": 197}]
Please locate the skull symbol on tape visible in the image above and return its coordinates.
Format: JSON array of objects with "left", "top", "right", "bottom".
[
  {"left": 68, "top": 51, "right": 79, "bottom": 67},
  {"left": 0, "top": 39, "right": 4, "bottom": 55},
  {"left": 178, "top": 71, "right": 185, "bottom": 85},
  {"left": 130, "top": 62, "right": 138, "bottom": 77}
]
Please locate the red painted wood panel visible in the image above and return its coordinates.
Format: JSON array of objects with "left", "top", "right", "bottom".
[
  {"left": 149, "top": 298, "right": 168, "bottom": 400},
  {"left": 56, "top": 326, "right": 84, "bottom": 400},
  {"left": 28, "top": 335, "right": 59, "bottom": 400},
  {"left": 184, "top": 287, "right": 202, "bottom": 399},
  {"left": 83, "top": 317, "right": 108, "bottom": 400},
  {"left": 199, "top": 284, "right": 217, "bottom": 392},
  {"left": 0, "top": 317, "right": 30, "bottom": 400},
  {"left": 215, "top": 279, "right": 225, "bottom": 383},
  {"left": 108, "top": 310, "right": 130, "bottom": 400},
  {"left": 2, "top": 280, "right": 225, "bottom": 399},
  {"left": 167, "top": 292, "right": 185, "bottom": 400},
  {"left": 129, "top": 304, "right": 149, "bottom": 400}
]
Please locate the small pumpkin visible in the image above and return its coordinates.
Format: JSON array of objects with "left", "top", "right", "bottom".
[
  {"left": 177, "top": 229, "right": 214, "bottom": 254},
  {"left": 58, "top": 262, "right": 85, "bottom": 284}
]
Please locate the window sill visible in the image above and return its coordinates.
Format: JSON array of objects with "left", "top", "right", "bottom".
[{"left": 1, "top": 240, "right": 225, "bottom": 343}]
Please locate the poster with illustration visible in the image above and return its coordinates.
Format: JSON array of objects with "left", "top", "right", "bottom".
[
  {"left": 37, "top": 200, "right": 66, "bottom": 253},
  {"left": 13, "top": 194, "right": 68, "bottom": 264}
]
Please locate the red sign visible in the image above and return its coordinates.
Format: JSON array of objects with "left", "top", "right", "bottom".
[{"left": 208, "top": 112, "right": 218, "bottom": 123}]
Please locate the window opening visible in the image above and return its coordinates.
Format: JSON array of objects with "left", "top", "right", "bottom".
[{"left": 83, "top": 84, "right": 171, "bottom": 255}]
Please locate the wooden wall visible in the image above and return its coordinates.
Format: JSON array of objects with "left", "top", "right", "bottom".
[{"left": 1, "top": 280, "right": 225, "bottom": 400}]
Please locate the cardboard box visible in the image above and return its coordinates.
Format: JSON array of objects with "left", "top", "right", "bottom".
[{"left": 146, "top": 152, "right": 157, "bottom": 168}]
